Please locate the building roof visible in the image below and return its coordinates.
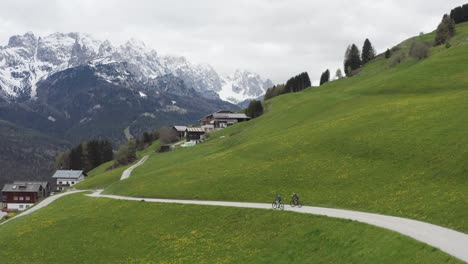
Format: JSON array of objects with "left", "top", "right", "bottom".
[
  {"left": 199, "top": 110, "right": 251, "bottom": 121},
  {"left": 2, "top": 182, "right": 42, "bottom": 193},
  {"left": 173, "top": 126, "right": 187, "bottom": 132},
  {"left": 212, "top": 113, "right": 250, "bottom": 119},
  {"left": 13, "top": 181, "right": 49, "bottom": 189},
  {"left": 186, "top": 127, "right": 205, "bottom": 133},
  {"left": 52, "top": 170, "right": 84, "bottom": 179}
]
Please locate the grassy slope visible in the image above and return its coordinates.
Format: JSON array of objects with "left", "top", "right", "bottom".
[
  {"left": 0, "top": 193, "right": 461, "bottom": 264},
  {"left": 98, "top": 24, "right": 468, "bottom": 233},
  {"left": 74, "top": 141, "right": 160, "bottom": 189}
]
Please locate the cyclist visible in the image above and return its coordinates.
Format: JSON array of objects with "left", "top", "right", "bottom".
[
  {"left": 275, "top": 193, "right": 282, "bottom": 206},
  {"left": 292, "top": 193, "right": 300, "bottom": 206}
]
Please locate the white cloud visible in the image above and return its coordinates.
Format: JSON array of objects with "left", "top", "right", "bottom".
[{"left": 0, "top": 0, "right": 465, "bottom": 83}]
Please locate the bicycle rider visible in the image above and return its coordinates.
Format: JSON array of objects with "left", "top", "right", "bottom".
[
  {"left": 292, "top": 193, "right": 299, "bottom": 205},
  {"left": 275, "top": 193, "right": 282, "bottom": 206}
]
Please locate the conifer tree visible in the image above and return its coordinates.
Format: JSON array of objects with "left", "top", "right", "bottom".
[
  {"left": 246, "top": 100, "right": 264, "bottom": 118},
  {"left": 361, "top": 39, "right": 376, "bottom": 64},
  {"left": 344, "top": 44, "right": 362, "bottom": 76},
  {"left": 320, "top": 69, "right": 330, "bottom": 85},
  {"left": 435, "top": 14, "right": 456, "bottom": 46},
  {"left": 385, "top": 49, "right": 392, "bottom": 59}
]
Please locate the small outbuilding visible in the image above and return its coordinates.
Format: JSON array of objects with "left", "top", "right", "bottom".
[
  {"left": 173, "top": 126, "right": 187, "bottom": 140},
  {"left": 186, "top": 127, "right": 205, "bottom": 141}
]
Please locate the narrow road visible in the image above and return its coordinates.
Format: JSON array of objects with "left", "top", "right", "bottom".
[
  {"left": 0, "top": 190, "right": 85, "bottom": 226},
  {"left": 120, "top": 155, "right": 149, "bottom": 180},
  {"left": 87, "top": 190, "right": 468, "bottom": 263}
]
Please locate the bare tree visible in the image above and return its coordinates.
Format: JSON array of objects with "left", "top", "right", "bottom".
[{"left": 159, "top": 127, "right": 179, "bottom": 144}]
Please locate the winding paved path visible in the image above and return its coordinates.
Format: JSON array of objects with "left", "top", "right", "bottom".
[
  {"left": 87, "top": 190, "right": 468, "bottom": 263},
  {"left": 120, "top": 155, "right": 149, "bottom": 180},
  {"left": 0, "top": 190, "right": 85, "bottom": 226}
]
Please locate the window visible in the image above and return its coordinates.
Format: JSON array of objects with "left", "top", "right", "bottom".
[
  {"left": 58, "top": 181, "right": 62, "bottom": 184},
  {"left": 19, "top": 205, "right": 24, "bottom": 209},
  {"left": 71, "top": 181, "right": 75, "bottom": 185},
  {"left": 19, "top": 196, "right": 24, "bottom": 201},
  {"left": 25, "top": 196, "right": 30, "bottom": 201},
  {"left": 26, "top": 205, "right": 30, "bottom": 208},
  {"left": 13, "top": 196, "right": 18, "bottom": 201}
]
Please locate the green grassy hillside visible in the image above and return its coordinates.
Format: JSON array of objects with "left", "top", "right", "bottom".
[
  {"left": 0, "top": 193, "right": 461, "bottom": 263},
  {"left": 89, "top": 24, "right": 468, "bottom": 233}
]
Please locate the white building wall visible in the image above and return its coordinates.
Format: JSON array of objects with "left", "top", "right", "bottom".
[
  {"left": 56, "top": 176, "right": 84, "bottom": 190},
  {"left": 7, "top": 203, "right": 34, "bottom": 211}
]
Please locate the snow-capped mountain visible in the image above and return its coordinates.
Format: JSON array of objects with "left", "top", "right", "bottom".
[
  {"left": 219, "top": 70, "right": 273, "bottom": 104},
  {"left": 0, "top": 32, "right": 271, "bottom": 103}
]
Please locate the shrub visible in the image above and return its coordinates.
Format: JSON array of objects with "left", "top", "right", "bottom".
[
  {"left": 389, "top": 53, "right": 406, "bottom": 68},
  {"left": 409, "top": 40, "right": 431, "bottom": 60},
  {"left": 115, "top": 140, "right": 137, "bottom": 166}
]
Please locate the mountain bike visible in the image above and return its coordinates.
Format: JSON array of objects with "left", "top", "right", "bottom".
[{"left": 272, "top": 201, "right": 284, "bottom": 210}]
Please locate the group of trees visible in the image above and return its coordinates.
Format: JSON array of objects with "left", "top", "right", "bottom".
[
  {"left": 344, "top": 39, "right": 376, "bottom": 76},
  {"left": 246, "top": 100, "right": 264, "bottom": 118},
  {"left": 450, "top": 4, "right": 468, "bottom": 24},
  {"left": 264, "top": 72, "right": 311, "bottom": 101},
  {"left": 136, "top": 130, "right": 159, "bottom": 151},
  {"left": 264, "top": 84, "right": 285, "bottom": 100},
  {"left": 283, "top": 72, "right": 312, "bottom": 93},
  {"left": 56, "top": 139, "right": 114, "bottom": 172},
  {"left": 435, "top": 14, "right": 456, "bottom": 46}
]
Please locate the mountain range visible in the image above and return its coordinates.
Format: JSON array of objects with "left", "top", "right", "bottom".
[
  {"left": 0, "top": 32, "right": 272, "bottom": 104},
  {"left": 0, "top": 32, "right": 273, "bottom": 186}
]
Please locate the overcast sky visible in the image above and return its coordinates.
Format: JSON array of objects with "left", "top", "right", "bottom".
[{"left": 0, "top": 0, "right": 465, "bottom": 84}]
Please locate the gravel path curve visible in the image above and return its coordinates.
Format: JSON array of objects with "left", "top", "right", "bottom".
[{"left": 120, "top": 155, "right": 149, "bottom": 180}]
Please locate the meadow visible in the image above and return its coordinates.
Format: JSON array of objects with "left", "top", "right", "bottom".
[
  {"left": 0, "top": 193, "right": 461, "bottom": 263},
  {"left": 87, "top": 24, "right": 468, "bottom": 233}
]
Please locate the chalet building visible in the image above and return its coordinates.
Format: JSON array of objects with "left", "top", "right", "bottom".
[
  {"left": 1, "top": 182, "right": 50, "bottom": 211},
  {"left": 186, "top": 127, "right": 205, "bottom": 142},
  {"left": 173, "top": 126, "right": 187, "bottom": 140},
  {"left": 200, "top": 110, "right": 250, "bottom": 129},
  {"left": 52, "top": 170, "right": 86, "bottom": 191}
]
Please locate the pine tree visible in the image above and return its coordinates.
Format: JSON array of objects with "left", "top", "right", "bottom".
[
  {"left": 85, "top": 140, "right": 101, "bottom": 171},
  {"left": 435, "top": 14, "right": 456, "bottom": 46},
  {"left": 142, "top": 132, "right": 152, "bottom": 144},
  {"left": 100, "top": 140, "right": 114, "bottom": 163},
  {"left": 246, "top": 100, "right": 264, "bottom": 118},
  {"left": 361, "top": 39, "right": 376, "bottom": 64},
  {"left": 320, "top": 69, "right": 330, "bottom": 85},
  {"left": 344, "top": 44, "right": 362, "bottom": 76},
  {"left": 385, "top": 49, "right": 392, "bottom": 59},
  {"left": 69, "top": 144, "right": 84, "bottom": 170}
]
